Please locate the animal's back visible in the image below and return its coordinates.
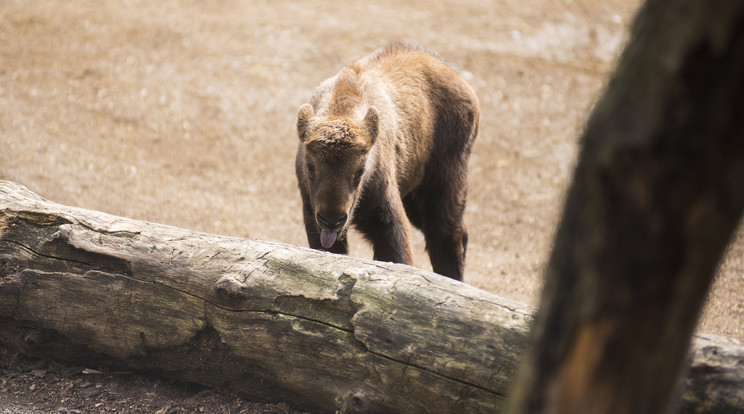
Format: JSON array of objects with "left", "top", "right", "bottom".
[
  {"left": 359, "top": 42, "right": 451, "bottom": 75},
  {"left": 360, "top": 43, "right": 480, "bottom": 194},
  {"left": 359, "top": 43, "right": 475, "bottom": 103}
]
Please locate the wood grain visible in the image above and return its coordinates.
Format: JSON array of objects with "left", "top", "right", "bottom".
[{"left": 0, "top": 181, "right": 742, "bottom": 413}]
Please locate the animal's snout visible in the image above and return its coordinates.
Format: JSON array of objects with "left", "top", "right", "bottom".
[{"left": 316, "top": 212, "right": 347, "bottom": 230}]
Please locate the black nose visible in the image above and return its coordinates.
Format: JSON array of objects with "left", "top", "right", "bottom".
[{"left": 317, "top": 212, "right": 347, "bottom": 229}]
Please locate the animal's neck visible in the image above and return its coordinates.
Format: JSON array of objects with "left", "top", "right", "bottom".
[{"left": 328, "top": 66, "right": 364, "bottom": 116}]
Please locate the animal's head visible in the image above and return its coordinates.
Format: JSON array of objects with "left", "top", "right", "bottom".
[{"left": 296, "top": 103, "right": 379, "bottom": 249}]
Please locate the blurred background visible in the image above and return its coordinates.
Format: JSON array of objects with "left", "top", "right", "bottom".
[{"left": 1, "top": 0, "right": 741, "bottom": 341}]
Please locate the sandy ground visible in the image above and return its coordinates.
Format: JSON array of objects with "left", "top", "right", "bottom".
[{"left": 1, "top": 0, "right": 743, "bottom": 411}]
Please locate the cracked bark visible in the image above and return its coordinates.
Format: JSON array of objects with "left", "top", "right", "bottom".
[
  {"left": 0, "top": 181, "right": 529, "bottom": 413},
  {"left": 1, "top": 181, "right": 743, "bottom": 414},
  {"left": 506, "top": 1, "right": 744, "bottom": 413}
]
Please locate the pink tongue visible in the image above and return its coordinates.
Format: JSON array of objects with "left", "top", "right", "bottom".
[{"left": 320, "top": 230, "right": 337, "bottom": 249}]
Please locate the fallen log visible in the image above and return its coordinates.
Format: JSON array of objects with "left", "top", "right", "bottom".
[
  {"left": 0, "top": 180, "right": 531, "bottom": 413},
  {"left": 0, "top": 180, "right": 741, "bottom": 413}
]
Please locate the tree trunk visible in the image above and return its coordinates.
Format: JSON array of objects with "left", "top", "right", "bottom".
[
  {"left": 1, "top": 181, "right": 743, "bottom": 413},
  {"left": 506, "top": 1, "right": 744, "bottom": 413}
]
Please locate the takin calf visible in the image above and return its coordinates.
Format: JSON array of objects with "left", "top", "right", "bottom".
[{"left": 295, "top": 43, "right": 479, "bottom": 281}]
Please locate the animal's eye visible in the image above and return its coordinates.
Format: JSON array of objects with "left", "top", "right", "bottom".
[
  {"left": 354, "top": 167, "right": 364, "bottom": 181},
  {"left": 307, "top": 163, "right": 316, "bottom": 175}
]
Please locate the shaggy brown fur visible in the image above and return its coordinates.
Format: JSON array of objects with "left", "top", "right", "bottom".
[{"left": 295, "top": 43, "right": 480, "bottom": 281}]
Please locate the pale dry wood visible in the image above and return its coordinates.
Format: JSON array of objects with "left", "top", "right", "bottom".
[
  {"left": 0, "top": 180, "right": 742, "bottom": 413},
  {"left": 0, "top": 180, "right": 530, "bottom": 413}
]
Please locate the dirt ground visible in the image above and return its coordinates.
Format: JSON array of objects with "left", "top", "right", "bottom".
[
  {"left": 1, "top": 0, "right": 743, "bottom": 412},
  {"left": 0, "top": 343, "right": 301, "bottom": 414}
]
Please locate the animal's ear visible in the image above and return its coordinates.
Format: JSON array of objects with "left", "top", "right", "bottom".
[
  {"left": 363, "top": 106, "right": 379, "bottom": 144},
  {"left": 297, "top": 104, "right": 315, "bottom": 142}
]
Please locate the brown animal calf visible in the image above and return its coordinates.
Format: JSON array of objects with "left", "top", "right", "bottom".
[{"left": 295, "top": 43, "right": 480, "bottom": 281}]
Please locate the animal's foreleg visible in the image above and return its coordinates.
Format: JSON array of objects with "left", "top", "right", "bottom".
[{"left": 370, "top": 206, "right": 414, "bottom": 266}]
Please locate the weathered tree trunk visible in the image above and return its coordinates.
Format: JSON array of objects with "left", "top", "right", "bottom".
[
  {"left": 0, "top": 180, "right": 531, "bottom": 413},
  {"left": 1, "top": 181, "right": 743, "bottom": 413},
  {"left": 506, "top": 1, "right": 744, "bottom": 414}
]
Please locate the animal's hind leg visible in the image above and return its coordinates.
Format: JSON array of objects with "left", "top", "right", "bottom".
[{"left": 415, "top": 101, "right": 477, "bottom": 281}]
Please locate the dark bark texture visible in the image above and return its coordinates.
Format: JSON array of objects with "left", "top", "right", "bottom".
[{"left": 507, "top": 0, "right": 744, "bottom": 413}]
